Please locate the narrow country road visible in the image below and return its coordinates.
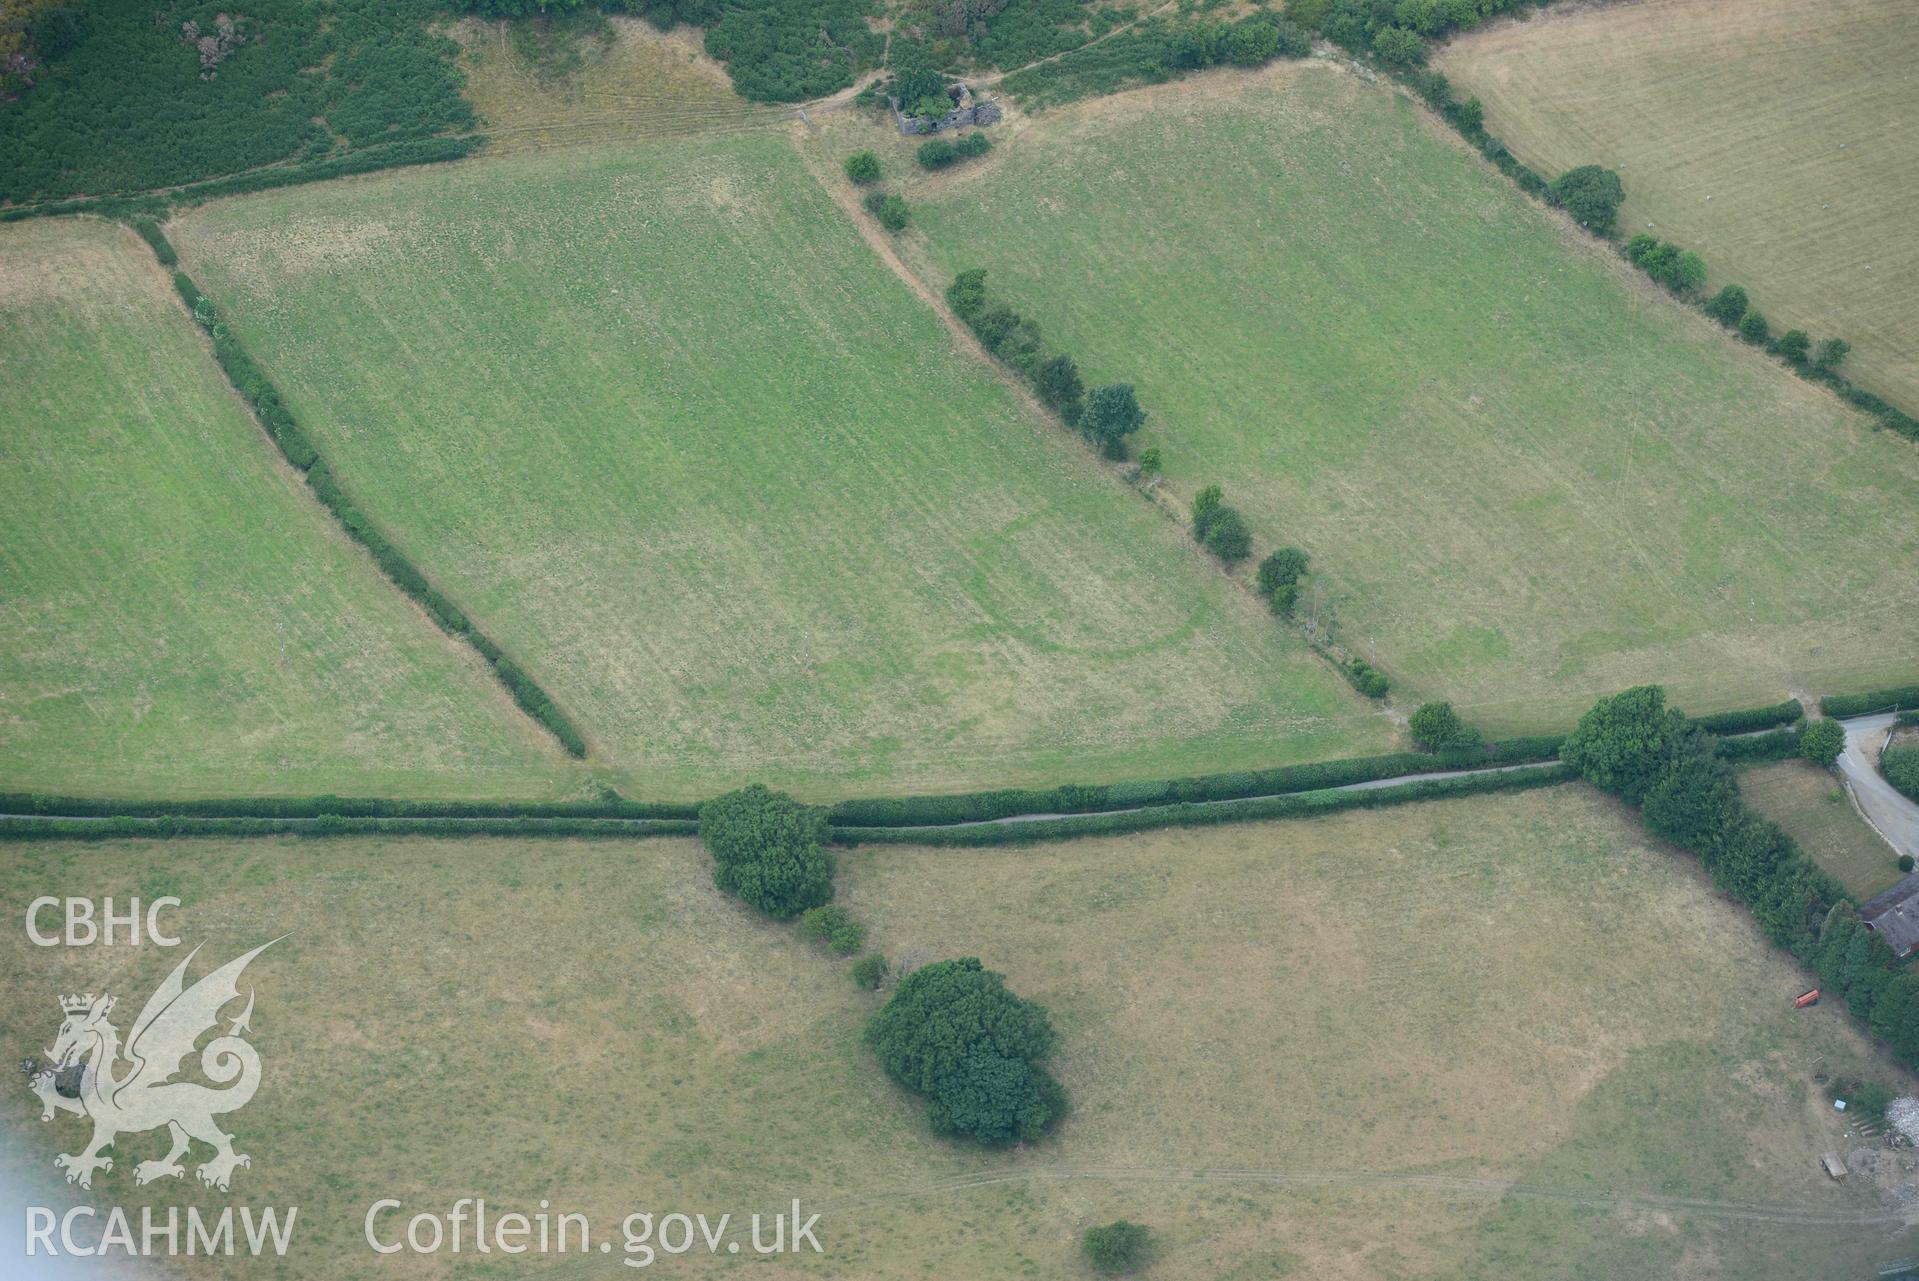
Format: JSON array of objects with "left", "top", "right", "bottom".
[{"left": 1837, "top": 713, "right": 1919, "bottom": 861}]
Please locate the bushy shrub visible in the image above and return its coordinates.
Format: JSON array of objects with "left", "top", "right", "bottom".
[
  {"left": 1257, "top": 548, "right": 1309, "bottom": 598},
  {"left": 863, "top": 189, "right": 910, "bottom": 231},
  {"left": 1202, "top": 506, "right": 1251, "bottom": 563},
  {"left": 1269, "top": 582, "right": 1299, "bottom": 617},
  {"left": 865, "top": 958, "right": 1066, "bottom": 1144},
  {"left": 1737, "top": 309, "right": 1770, "bottom": 345},
  {"left": 1083, "top": 1220, "right": 1152, "bottom": 1274},
  {"left": 1409, "top": 702, "right": 1481, "bottom": 752},
  {"left": 1902, "top": 855, "right": 1915, "bottom": 873},
  {"left": 917, "top": 138, "right": 959, "bottom": 169},
  {"left": 851, "top": 952, "right": 889, "bottom": 989},
  {"left": 1703, "top": 285, "right": 1748, "bottom": 326},
  {"left": 1812, "top": 337, "right": 1850, "bottom": 372},
  {"left": 801, "top": 904, "right": 866, "bottom": 954},
  {"left": 1191, "top": 484, "right": 1224, "bottom": 536},
  {"left": 1136, "top": 445, "right": 1162, "bottom": 478},
  {"left": 1345, "top": 658, "right": 1390, "bottom": 699},
  {"left": 954, "top": 131, "right": 991, "bottom": 158},
  {"left": 699, "top": 785, "right": 834, "bottom": 919},
  {"left": 1799, "top": 718, "right": 1845, "bottom": 767},
  {"left": 1548, "top": 165, "right": 1625, "bottom": 236},
  {"left": 1775, "top": 329, "right": 1811, "bottom": 364},
  {"left": 843, "top": 150, "right": 881, "bottom": 184}
]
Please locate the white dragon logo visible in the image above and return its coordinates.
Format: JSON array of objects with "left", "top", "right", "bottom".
[{"left": 30, "top": 940, "right": 280, "bottom": 1192}]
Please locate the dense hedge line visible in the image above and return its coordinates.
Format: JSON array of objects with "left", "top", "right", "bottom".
[
  {"left": 833, "top": 762, "right": 1573, "bottom": 847},
  {"left": 1690, "top": 699, "right": 1803, "bottom": 735},
  {"left": 1000, "top": 11, "right": 1310, "bottom": 108},
  {"left": 1884, "top": 746, "right": 1919, "bottom": 805},
  {"left": 1821, "top": 684, "right": 1919, "bottom": 719},
  {"left": 0, "top": 793, "right": 694, "bottom": 821},
  {"left": 0, "top": 815, "right": 697, "bottom": 842},
  {"left": 166, "top": 251, "right": 587, "bottom": 758},
  {"left": 1713, "top": 726, "right": 1802, "bottom": 764},
  {"left": 2, "top": 135, "right": 484, "bottom": 226},
  {"left": 0, "top": 0, "right": 475, "bottom": 207},
  {"left": 1561, "top": 686, "right": 1919, "bottom": 1072},
  {"left": 827, "top": 736, "right": 1568, "bottom": 828}
]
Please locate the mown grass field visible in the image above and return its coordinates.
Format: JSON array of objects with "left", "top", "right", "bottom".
[
  {"left": 1437, "top": 0, "right": 1919, "bottom": 413},
  {"left": 169, "top": 133, "right": 1391, "bottom": 801},
  {"left": 1742, "top": 758, "right": 1904, "bottom": 901},
  {"left": 3, "top": 790, "right": 1906, "bottom": 1278},
  {"left": 0, "top": 219, "right": 574, "bottom": 800},
  {"left": 884, "top": 61, "right": 1919, "bottom": 735}
]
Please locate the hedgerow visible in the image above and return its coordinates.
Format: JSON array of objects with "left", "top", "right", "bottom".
[
  {"left": 1884, "top": 746, "right": 1919, "bottom": 804},
  {"left": 1821, "top": 684, "right": 1919, "bottom": 719},
  {"left": 0, "top": 793, "right": 694, "bottom": 820},
  {"left": 1713, "top": 727, "right": 1802, "bottom": 764},
  {"left": 826, "top": 737, "right": 1568, "bottom": 828},
  {"left": 834, "top": 763, "right": 1574, "bottom": 847},
  {"left": 1689, "top": 699, "right": 1803, "bottom": 735},
  {"left": 166, "top": 246, "right": 587, "bottom": 757},
  {"left": 0, "top": 815, "right": 697, "bottom": 841},
  {"left": 1001, "top": 12, "right": 1309, "bottom": 108},
  {"left": 1562, "top": 685, "right": 1919, "bottom": 1072}
]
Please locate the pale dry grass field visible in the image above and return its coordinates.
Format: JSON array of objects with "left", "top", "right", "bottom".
[
  {"left": 0, "top": 218, "right": 576, "bottom": 800},
  {"left": 5, "top": 792, "right": 1906, "bottom": 1278},
  {"left": 454, "top": 15, "right": 787, "bottom": 155},
  {"left": 1437, "top": 0, "right": 1919, "bottom": 410}
]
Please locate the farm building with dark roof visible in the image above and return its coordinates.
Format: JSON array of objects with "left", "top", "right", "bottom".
[{"left": 1860, "top": 874, "right": 1919, "bottom": 958}]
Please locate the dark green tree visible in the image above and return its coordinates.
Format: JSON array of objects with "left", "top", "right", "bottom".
[
  {"left": 865, "top": 958, "right": 1065, "bottom": 1145},
  {"left": 843, "top": 150, "right": 881, "bottom": 184},
  {"left": 699, "top": 785, "right": 835, "bottom": 919},
  {"left": 1081, "top": 384, "right": 1146, "bottom": 457},
  {"left": 1703, "top": 284, "right": 1748, "bottom": 326},
  {"left": 1201, "top": 506, "right": 1251, "bottom": 563},
  {"left": 1033, "top": 354, "right": 1085, "bottom": 417},
  {"left": 1561, "top": 685, "right": 1689, "bottom": 805},
  {"left": 1548, "top": 165, "right": 1626, "bottom": 235},
  {"left": 1737, "top": 309, "right": 1770, "bottom": 345},
  {"left": 1371, "top": 25, "right": 1425, "bottom": 66},
  {"left": 1256, "top": 547, "right": 1309, "bottom": 597}
]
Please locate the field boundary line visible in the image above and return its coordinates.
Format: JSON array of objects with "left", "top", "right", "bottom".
[{"left": 138, "top": 225, "right": 591, "bottom": 759}]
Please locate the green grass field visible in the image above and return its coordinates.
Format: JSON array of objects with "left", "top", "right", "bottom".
[
  {"left": 169, "top": 133, "right": 1392, "bottom": 801},
  {"left": 0, "top": 219, "right": 574, "bottom": 801},
  {"left": 1437, "top": 0, "right": 1919, "bottom": 414},
  {"left": 1742, "top": 758, "right": 1905, "bottom": 900},
  {"left": 884, "top": 62, "right": 1919, "bottom": 734},
  {"left": 3, "top": 790, "right": 1905, "bottom": 1278}
]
